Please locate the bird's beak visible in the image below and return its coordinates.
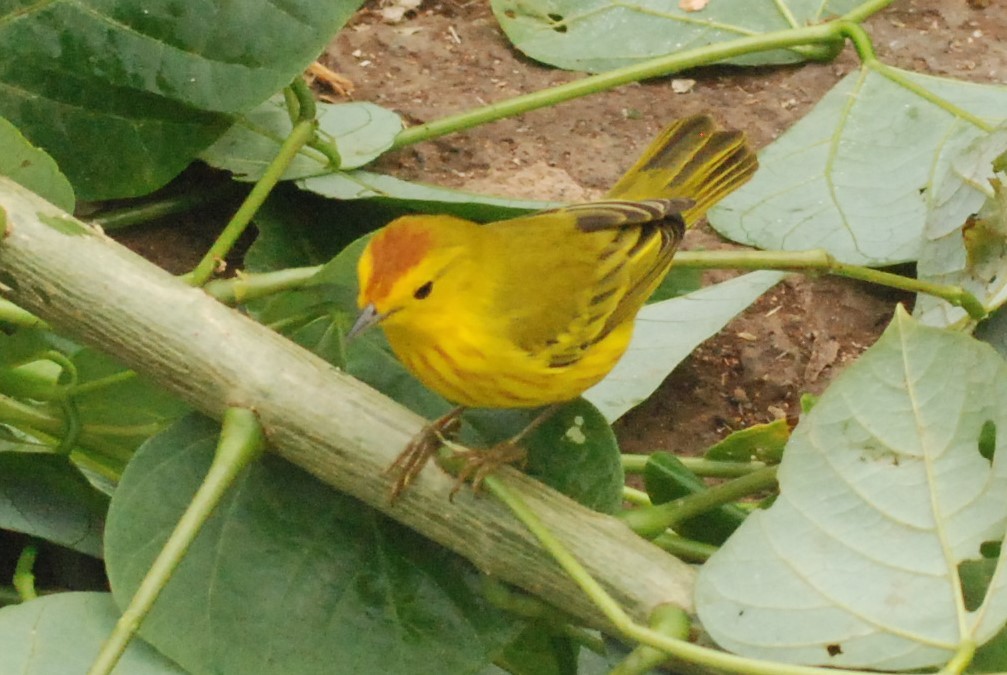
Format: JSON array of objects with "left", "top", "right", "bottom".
[{"left": 347, "top": 303, "right": 384, "bottom": 341}]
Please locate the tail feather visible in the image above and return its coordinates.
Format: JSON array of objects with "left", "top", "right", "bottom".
[{"left": 605, "top": 115, "right": 757, "bottom": 226}]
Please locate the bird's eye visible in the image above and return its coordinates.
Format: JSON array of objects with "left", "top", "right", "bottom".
[{"left": 413, "top": 281, "right": 433, "bottom": 300}]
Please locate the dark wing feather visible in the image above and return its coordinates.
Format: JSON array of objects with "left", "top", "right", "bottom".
[
  {"left": 483, "top": 114, "right": 757, "bottom": 369},
  {"left": 484, "top": 200, "right": 685, "bottom": 367}
]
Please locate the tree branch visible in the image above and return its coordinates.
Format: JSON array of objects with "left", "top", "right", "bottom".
[{"left": 0, "top": 177, "right": 694, "bottom": 632}]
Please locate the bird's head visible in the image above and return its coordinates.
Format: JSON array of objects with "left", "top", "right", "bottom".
[{"left": 351, "top": 215, "right": 473, "bottom": 339}]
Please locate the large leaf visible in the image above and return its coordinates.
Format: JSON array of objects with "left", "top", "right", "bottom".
[
  {"left": 584, "top": 271, "right": 785, "bottom": 422},
  {"left": 300, "top": 170, "right": 558, "bottom": 221},
  {"left": 695, "top": 308, "right": 1007, "bottom": 670},
  {"left": 0, "top": 592, "right": 184, "bottom": 674},
  {"left": 0, "top": 452, "right": 108, "bottom": 557},
  {"left": 916, "top": 129, "right": 1007, "bottom": 327},
  {"left": 491, "top": 0, "right": 865, "bottom": 72},
  {"left": 105, "top": 414, "right": 520, "bottom": 675},
  {"left": 712, "top": 67, "right": 1007, "bottom": 266},
  {"left": 0, "top": 116, "right": 73, "bottom": 211},
  {"left": 0, "top": 0, "right": 364, "bottom": 199}
]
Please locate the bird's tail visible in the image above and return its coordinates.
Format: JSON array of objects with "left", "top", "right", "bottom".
[{"left": 605, "top": 115, "right": 757, "bottom": 227}]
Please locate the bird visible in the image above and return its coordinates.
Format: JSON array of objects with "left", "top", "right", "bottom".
[{"left": 350, "top": 115, "right": 758, "bottom": 500}]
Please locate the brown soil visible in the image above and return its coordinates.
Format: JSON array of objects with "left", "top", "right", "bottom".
[{"left": 125, "top": 0, "right": 1007, "bottom": 457}]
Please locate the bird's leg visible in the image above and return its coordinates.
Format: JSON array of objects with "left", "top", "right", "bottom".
[
  {"left": 446, "top": 403, "right": 563, "bottom": 499},
  {"left": 386, "top": 406, "right": 465, "bottom": 502}
]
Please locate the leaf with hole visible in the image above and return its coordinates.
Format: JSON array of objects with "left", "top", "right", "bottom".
[
  {"left": 696, "top": 308, "right": 1007, "bottom": 670},
  {"left": 915, "top": 128, "right": 1007, "bottom": 327},
  {"left": 712, "top": 67, "right": 1007, "bottom": 266},
  {"left": 491, "top": 0, "right": 863, "bottom": 72}
]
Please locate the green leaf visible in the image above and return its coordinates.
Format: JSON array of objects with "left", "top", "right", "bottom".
[
  {"left": 490, "top": 0, "right": 861, "bottom": 72},
  {"left": 105, "top": 414, "right": 520, "bottom": 675},
  {"left": 0, "top": 116, "right": 74, "bottom": 211},
  {"left": 300, "top": 170, "right": 559, "bottom": 221},
  {"left": 704, "top": 418, "right": 789, "bottom": 464},
  {"left": 467, "top": 400, "right": 624, "bottom": 514},
  {"left": 644, "top": 452, "right": 747, "bottom": 546},
  {"left": 0, "top": 592, "right": 184, "bottom": 674},
  {"left": 0, "top": 0, "right": 365, "bottom": 199},
  {"left": 246, "top": 188, "right": 404, "bottom": 272},
  {"left": 201, "top": 98, "right": 404, "bottom": 179},
  {"left": 696, "top": 308, "right": 1007, "bottom": 670},
  {"left": 712, "top": 67, "right": 1007, "bottom": 266},
  {"left": 584, "top": 271, "right": 785, "bottom": 422},
  {"left": 0, "top": 453, "right": 108, "bottom": 557},
  {"left": 492, "top": 624, "right": 577, "bottom": 675},
  {"left": 916, "top": 128, "right": 1007, "bottom": 327}
]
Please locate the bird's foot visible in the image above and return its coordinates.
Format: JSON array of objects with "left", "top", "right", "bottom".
[
  {"left": 386, "top": 407, "right": 464, "bottom": 502},
  {"left": 443, "top": 441, "right": 528, "bottom": 501}
]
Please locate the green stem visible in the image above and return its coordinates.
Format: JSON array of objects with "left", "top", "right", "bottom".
[
  {"left": 88, "top": 408, "right": 266, "bottom": 675},
  {"left": 42, "top": 351, "right": 81, "bottom": 456},
  {"left": 622, "top": 454, "right": 767, "bottom": 478},
  {"left": 12, "top": 544, "right": 38, "bottom": 602},
  {"left": 620, "top": 466, "right": 779, "bottom": 539},
  {"left": 673, "top": 249, "right": 987, "bottom": 320},
  {"left": 392, "top": 22, "right": 846, "bottom": 149},
  {"left": 481, "top": 578, "right": 606, "bottom": 654},
  {"left": 623, "top": 485, "right": 651, "bottom": 506},
  {"left": 185, "top": 82, "right": 319, "bottom": 287},
  {"left": 0, "top": 299, "right": 45, "bottom": 328},
  {"left": 203, "top": 266, "right": 323, "bottom": 305},
  {"left": 940, "top": 641, "right": 975, "bottom": 674},
  {"left": 650, "top": 532, "right": 718, "bottom": 563},
  {"left": 0, "top": 392, "right": 150, "bottom": 441},
  {"left": 835, "top": 21, "right": 878, "bottom": 64},
  {"left": 868, "top": 61, "right": 994, "bottom": 132},
  {"left": 288, "top": 78, "right": 342, "bottom": 167},
  {"left": 68, "top": 371, "right": 138, "bottom": 397},
  {"left": 485, "top": 474, "right": 874, "bottom": 675},
  {"left": 88, "top": 183, "right": 247, "bottom": 231},
  {"left": 840, "top": 0, "right": 897, "bottom": 24},
  {"left": 611, "top": 606, "right": 690, "bottom": 675}
]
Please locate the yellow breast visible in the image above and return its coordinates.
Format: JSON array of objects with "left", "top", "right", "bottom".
[{"left": 383, "top": 318, "right": 634, "bottom": 409}]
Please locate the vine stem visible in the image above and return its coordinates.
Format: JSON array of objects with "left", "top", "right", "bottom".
[
  {"left": 87, "top": 408, "right": 265, "bottom": 675},
  {"left": 673, "top": 249, "right": 987, "bottom": 320},
  {"left": 619, "top": 466, "right": 779, "bottom": 539},
  {"left": 484, "top": 475, "right": 877, "bottom": 675},
  {"left": 392, "top": 21, "right": 845, "bottom": 149},
  {"left": 622, "top": 454, "right": 768, "bottom": 478},
  {"left": 12, "top": 545, "right": 38, "bottom": 602},
  {"left": 185, "top": 80, "right": 319, "bottom": 287}
]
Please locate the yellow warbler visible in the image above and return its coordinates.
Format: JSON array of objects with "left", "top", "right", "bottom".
[{"left": 352, "top": 115, "right": 757, "bottom": 498}]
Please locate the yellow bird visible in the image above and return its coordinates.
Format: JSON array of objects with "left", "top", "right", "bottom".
[{"left": 351, "top": 115, "right": 757, "bottom": 498}]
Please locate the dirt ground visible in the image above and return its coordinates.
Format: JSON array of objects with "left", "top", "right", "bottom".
[{"left": 124, "top": 0, "right": 1007, "bottom": 457}]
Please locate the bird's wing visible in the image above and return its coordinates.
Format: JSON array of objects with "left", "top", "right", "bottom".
[{"left": 484, "top": 199, "right": 685, "bottom": 367}]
